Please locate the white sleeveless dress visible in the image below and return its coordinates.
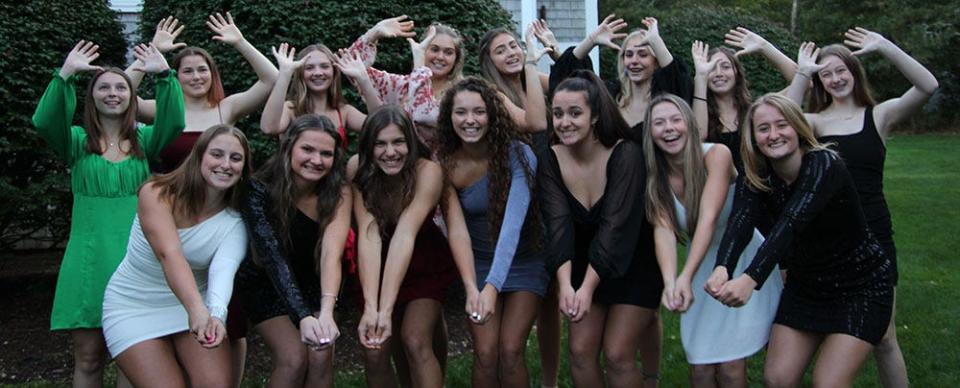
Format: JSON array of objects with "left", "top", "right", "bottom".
[
  {"left": 102, "top": 209, "right": 247, "bottom": 357},
  {"left": 674, "top": 143, "right": 783, "bottom": 364}
]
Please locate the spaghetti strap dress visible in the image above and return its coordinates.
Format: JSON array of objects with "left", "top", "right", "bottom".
[
  {"left": 715, "top": 150, "right": 893, "bottom": 344},
  {"left": 539, "top": 141, "right": 662, "bottom": 308},
  {"left": 31, "top": 71, "right": 185, "bottom": 330},
  {"left": 674, "top": 143, "right": 782, "bottom": 364},
  {"left": 818, "top": 107, "right": 898, "bottom": 284}
]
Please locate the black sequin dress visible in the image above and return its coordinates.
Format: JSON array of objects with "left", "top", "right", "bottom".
[
  {"left": 715, "top": 150, "right": 893, "bottom": 344},
  {"left": 539, "top": 141, "right": 663, "bottom": 308},
  {"left": 818, "top": 107, "right": 898, "bottom": 284}
]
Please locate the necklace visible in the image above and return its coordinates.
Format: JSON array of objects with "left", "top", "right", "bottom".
[{"left": 719, "top": 117, "right": 739, "bottom": 133}]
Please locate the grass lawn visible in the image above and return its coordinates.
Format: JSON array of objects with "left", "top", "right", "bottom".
[{"left": 5, "top": 133, "right": 957, "bottom": 387}]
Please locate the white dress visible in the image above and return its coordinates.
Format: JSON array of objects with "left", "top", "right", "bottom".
[
  {"left": 674, "top": 143, "right": 783, "bottom": 365},
  {"left": 102, "top": 209, "right": 247, "bottom": 357}
]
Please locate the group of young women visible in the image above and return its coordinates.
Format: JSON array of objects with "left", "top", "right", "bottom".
[{"left": 35, "top": 9, "right": 935, "bottom": 388}]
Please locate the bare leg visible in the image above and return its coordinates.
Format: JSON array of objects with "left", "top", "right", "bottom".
[
  {"left": 434, "top": 315, "right": 448, "bottom": 376},
  {"left": 874, "top": 291, "right": 908, "bottom": 388},
  {"left": 602, "top": 305, "right": 650, "bottom": 388},
  {"left": 469, "top": 295, "right": 503, "bottom": 388},
  {"left": 171, "top": 331, "right": 233, "bottom": 387},
  {"left": 255, "top": 316, "right": 307, "bottom": 387},
  {"left": 499, "top": 292, "right": 541, "bottom": 387},
  {"left": 716, "top": 359, "right": 748, "bottom": 388},
  {"left": 763, "top": 324, "right": 821, "bottom": 388},
  {"left": 230, "top": 338, "right": 246, "bottom": 387},
  {"left": 115, "top": 338, "right": 186, "bottom": 388},
  {"left": 305, "top": 342, "right": 335, "bottom": 388},
  {"left": 689, "top": 364, "right": 719, "bottom": 388},
  {"left": 568, "top": 303, "right": 607, "bottom": 388},
  {"left": 363, "top": 336, "right": 398, "bottom": 388},
  {"left": 812, "top": 334, "right": 874, "bottom": 388},
  {"left": 537, "top": 280, "right": 561, "bottom": 387},
  {"left": 400, "top": 299, "right": 444, "bottom": 388},
  {"left": 70, "top": 328, "right": 108, "bottom": 388},
  {"left": 637, "top": 308, "right": 662, "bottom": 388}
]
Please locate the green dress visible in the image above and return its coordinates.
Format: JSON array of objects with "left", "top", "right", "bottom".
[{"left": 32, "top": 71, "right": 185, "bottom": 330}]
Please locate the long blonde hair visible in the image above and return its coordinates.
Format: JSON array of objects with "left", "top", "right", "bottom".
[
  {"left": 289, "top": 44, "right": 344, "bottom": 117},
  {"left": 642, "top": 94, "right": 705, "bottom": 241},
  {"left": 616, "top": 30, "right": 659, "bottom": 108},
  {"left": 741, "top": 94, "right": 833, "bottom": 191}
]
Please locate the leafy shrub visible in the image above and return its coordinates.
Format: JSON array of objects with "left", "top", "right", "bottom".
[
  {"left": 0, "top": 1, "right": 126, "bottom": 249},
  {"left": 138, "top": 0, "right": 515, "bottom": 160}
]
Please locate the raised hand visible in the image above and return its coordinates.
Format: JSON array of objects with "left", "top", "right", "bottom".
[
  {"left": 373, "top": 15, "right": 416, "bottom": 40},
  {"left": 691, "top": 40, "right": 719, "bottom": 76},
  {"left": 640, "top": 17, "right": 661, "bottom": 43},
  {"left": 844, "top": 27, "right": 889, "bottom": 56},
  {"left": 725, "top": 26, "right": 769, "bottom": 57},
  {"left": 207, "top": 12, "right": 244, "bottom": 46},
  {"left": 132, "top": 44, "right": 170, "bottom": 73},
  {"left": 531, "top": 19, "right": 559, "bottom": 51},
  {"left": 524, "top": 22, "right": 553, "bottom": 64},
  {"left": 588, "top": 14, "right": 628, "bottom": 50},
  {"left": 408, "top": 25, "right": 437, "bottom": 69},
  {"left": 152, "top": 16, "right": 186, "bottom": 53},
  {"left": 271, "top": 43, "right": 304, "bottom": 74},
  {"left": 796, "top": 41, "right": 825, "bottom": 77},
  {"left": 60, "top": 40, "right": 102, "bottom": 79},
  {"left": 334, "top": 49, "right": 368, "bottom": 82}
]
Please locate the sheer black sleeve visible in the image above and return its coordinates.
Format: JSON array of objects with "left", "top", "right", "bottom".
[
  {"left": 538, "top": 148, "right": 575, "bottom": 274},
  {"left": 743, "top": 151, "right": 845, "bottom": 288},
  {"left": 549, "top": 47, "right": 594, "bottom": 97},
  {"left": 652, "top": 56, "right": 694, "bottom": 104},
  {"left": 240, "top": 179, "right": 313, "bottom": 323},
  {"left": 715, "top": 174, "right": 764, "bottom": 278},
  {"left": 588, "top": 141, "right": 648, "bottom": 279}
]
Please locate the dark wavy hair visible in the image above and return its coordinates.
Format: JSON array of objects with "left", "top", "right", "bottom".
[
  {"left": 437, "top": 77, "right": 540, "bottom": 245},
  {"left": 354, "top": 105, "right": 427, "bottom": 233},
  {"left": 82, "top": 67, "right": 144, "bottom": 158},
  {"left": 809, "top": 44, "right": 877, "bottom": 112},
  {"left": 254, "top": 114, "right": 347, "bottom": 270},
  {"left": 705, "top": 47, "right": 752, "bottom": 141},
  {"left": 148, "top": 124, "right": 251, "bottom": 218},
  {"left": 478, "top": 27, "right": 527, "bottom": 108},
  {"left": 553, "top": 70, "right": 632, "bottom": 145},
  {"left": 172, "top": 47, "right": 225, "bottom": 105}
]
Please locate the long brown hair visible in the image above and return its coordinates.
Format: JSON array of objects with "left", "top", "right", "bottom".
[
  {"left": 149, "top": 125, "right": 251, "bottom": 219},
  {"left": 478, "top": 28, "right": 526, "bottom": 108},
  {"left": 289, "top": 44, "right": 345, "bottom": 117},
  {"left": 809, "top": 44, "right": 876, "bottom": 112},
  {"left": 642, "top": 94, "right": 706, "bottom": 241},
  {"left": 82, "top": 68, "right": 143, "bottom": 158},
  {"left": 254, "top": 114, "right": 347, "bottom": 271},
  {"left": 172, "top": 47, "right": 226, "bottom": 105},
  {"left": 553, "top": 70, "right": 632, "bottom": 145},
  {"left": 741, "top": 94, "right": 833, "bottom": 191},
  {"left": 354, "top": 105, "right": 426, "bottom": 233},
  {"left": 705, "top": 47, "right": 752, "bottom": 141},
  {"left": 437, "top": 77, "right": 540, "bottom": 245}
]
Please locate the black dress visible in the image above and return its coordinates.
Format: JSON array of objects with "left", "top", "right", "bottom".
[
  {"left": 818, "top": 107, "right": 898, "bottom": 284},
  {"left": 538, "top": 141, "right": 662, "bottom": 308},
  {"left": 715, "top": 150, "right": 893, "bottom": 344},
  {"left": 548, "top": 47, "right": 694, "bottom": 138},
  {"left": 235, "top": 179, "right": 323, "bottom": 326}
]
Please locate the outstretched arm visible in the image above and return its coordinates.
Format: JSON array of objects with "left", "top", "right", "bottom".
[
  {"left": 691, "top": 40, "right": 719, "bottom": 140},
  {"left": 725, "top": 27, "right": 797, "bottom": 82},
  {"left": 572, "top": 14, "right": 628, "bottom": 60},
  {"left": 208, "top": 12, "right": 278, "bottom": 123},
  {"left": 784, "top": 42, "right": 823, "bottom": 106},
  {"left": 127, "top": 17, "right": 186, "bottom": 123},
  {"left": 260, "top": 43, "right": 302, "bottom": 135},
  {"left": 441, "top": 186, "right": 482, "bottom": 323},
  {"left": 33, "top": 41, "right": 102, "bottom": 162}
]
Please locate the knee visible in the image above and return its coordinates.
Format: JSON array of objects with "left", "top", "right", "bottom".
[
  {"left": 401, "top": 331, "right": 433, "bottom": 362},
  {"left": 716, "top": 362, "right": 746, "bottom": 385},
  {"left": 763, "top": 368, "right": 798, "bottom": 388},
  {"left": 363, "top": 347, "right": 391, "bottom": 368},
  {"left": 74, "top": 347, "right": 106, "bottom": 374},
  {"left": 689, "top": 364, "right": 716, "bottom": 386},
  {"left": 308, "top": 348, "right": 334, "bottom": 375},
  {"left": 473, "top": 343, "right": 499, "bottom": 370},
  {"left": 602, "top": 346, "right": 638, "bottom": 374},
  {"left": 568, "top": 343, "right": 597, "bottom": 370},
  {"left": 273, "top": 347, "right": 308, "bottom": 377},
  {"left": 498, "top": 340, "right": 527, "bottom": 371}
]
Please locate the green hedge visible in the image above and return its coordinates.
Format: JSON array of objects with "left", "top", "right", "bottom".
[
  {"left": 0, "top": 1, "right": 127, "bottom": 249},
  {"left": 138, "top": 0, "right": 515, "bottom": 161}
]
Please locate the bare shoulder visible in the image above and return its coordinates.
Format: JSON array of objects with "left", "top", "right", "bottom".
[
  {"left": 347, "top": 154, "right": 360, "bottom": 180},
  {"left": 417, "top": 159, "right": 443, "bottom": 181}
]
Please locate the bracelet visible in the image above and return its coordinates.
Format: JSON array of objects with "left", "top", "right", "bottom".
[
  {"left": 693, "top": 96, "right": 708, "bottom": 102},
  {"left": 321, "top": 293, "right": 338, "bottom": 301},
  {"left": 525, "top": 59, "right": 539, "bottom": 65},
  {"left": 156, "top": 69, "right": 172, "bottom": 78}
]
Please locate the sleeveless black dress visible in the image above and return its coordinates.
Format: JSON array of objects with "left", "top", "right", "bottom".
[{"left": 818, "top": 107, "right": 898, "bottom": 284}]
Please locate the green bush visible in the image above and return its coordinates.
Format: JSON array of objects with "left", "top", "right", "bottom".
[
  {"left": 138, "top": 0, "right": 515, "bottom": 161},
  {"left": 0, "top": 1, "right": 127, "bottom": 249},
  {"left": 598, "top": 4, "right": 801, "bottom": 100}
]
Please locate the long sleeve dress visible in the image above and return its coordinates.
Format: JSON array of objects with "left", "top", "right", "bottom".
[
  {"left": 102, "top": 209, "right": 247, "bottom": 357},
  {"left": 539, "top": 141, "right": 663, "bottom": 308},
  {"left": 674, "top": 143, "right": 782, "bottom": 365},
  {"left": 234, "top": 179, "right": 324, "bottom": 325},
  {"left": 715, "top": 150, "right": 893, "bottom": 344},
  {"left": 32, "top": 71, "right": 185, "bottom": 330},
  {"left": 458, "top": 142, "right": 549, "bottom": 296}
]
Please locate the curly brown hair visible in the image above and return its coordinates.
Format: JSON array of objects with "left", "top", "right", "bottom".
[{"left": 436, "top": 77, "right": 540, "bottom": 246}]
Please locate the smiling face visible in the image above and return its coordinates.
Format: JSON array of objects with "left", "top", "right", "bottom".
[
  {"left": 620, "top": 36, "right": 657, "bottom": 83},
  {"left": 451, "top": 91, "right": 489, "bottom": 144},
  {"left": 751, "top": 103, "right": 800, "bottom": 161},
  {"left": 201, "top": 134, "right": 246, "bottom": 192},
  {"left": 650, "top": 101, "right": 688, "bottom": 156},
  {"left": 291, "top": 129, "right": 336, "bottom": 186},
  {"left": 373, "top": 123, "right": 409, "bottom": 176},
  {"left": 302, "top": 51, "right": 335, "bottom": 93},
  {"left": 551, "top": 90, "right": 594, "bottom": 146},
  {"left": 92, "top": 72, "right": 131, "bottom": 117},
  {"left": 425, "top": 33, "right": 458, "bottom": 79},
  {"left": 177, "top": 54, "right": 213, "bottom": 99},
  {"left": 817, "top": 55, "right": 855, "bottom": 100},
  {"left": 708, "top": 51, "right": 737, "bottom": 95},
  {"left": 488, "top": 33, "right": 524, "bottom": 75}
]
